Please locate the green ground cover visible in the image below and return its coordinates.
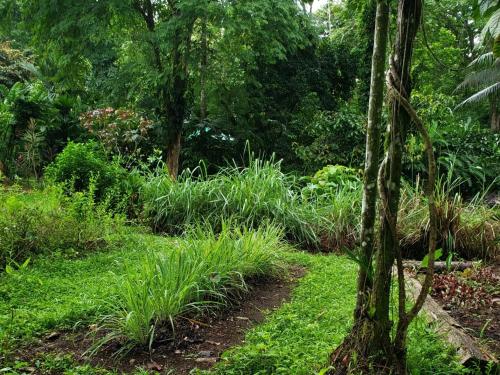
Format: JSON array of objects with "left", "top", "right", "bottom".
[{"left": 0, "top": 237, "right": 471, "bottom": 374}]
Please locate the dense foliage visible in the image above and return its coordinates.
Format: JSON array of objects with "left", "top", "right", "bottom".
[
  {"left": 0, "top": 185, "right": 123, "bottom": 268},
  {"left": 0, "top": 0, "right": 498, "bottom": 372}
]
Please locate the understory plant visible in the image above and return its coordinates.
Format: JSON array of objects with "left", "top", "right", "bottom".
[
  {"left": 92, "top": 222, "right": 285, "bottom": 354},
  {"left": 0, "top": 184, "right": 124, "bottom": 268},
  {"left": 398, "top": 176, "right": 499, "bottom": 260},
  {"left": 141, "top": 158, "right": 350, "bottom": 249},
  {"left": 45, "top": 141, "right": 143, "bottom": 214}
]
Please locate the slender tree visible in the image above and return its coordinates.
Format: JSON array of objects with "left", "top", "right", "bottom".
[
  {"left": 354, "top": 0, "right": 390, "bottom": 321},
  {"left": 330, "top": 0, "right": 438, "bottom": 373}
]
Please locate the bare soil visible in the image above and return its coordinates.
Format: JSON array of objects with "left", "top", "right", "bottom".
[
  {"left": 430, "top": 263, "right": 500, "bottom": 359},
  {"left": 17, "top": 267, "right": 306, "bottom": 374}
]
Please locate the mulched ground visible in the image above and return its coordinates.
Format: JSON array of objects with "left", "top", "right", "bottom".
[
  {"left": 430, "top": 263, "right": 500, "bottom": 359},
  {"left": 17, "top": 267, "right": 306, "bottom": 374}
]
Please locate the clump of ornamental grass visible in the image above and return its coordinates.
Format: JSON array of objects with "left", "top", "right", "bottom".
[
  {"left": 90, "top": 222, "right": 285, "bottom": 355},
  {"left": 141, "top": 159, "right": 320, "bottom": 250},
  {"left": 141, "top": 158, "right": 346, "bottom": 250},
  {"left": 398, "top": 176, "right": 499, "bottom": 260}
]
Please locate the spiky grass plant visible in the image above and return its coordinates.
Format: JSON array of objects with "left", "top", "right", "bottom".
[
  {"left": 141, "top": 157, "right": 365, "bottom": 251},
  {"left": 141, "top": 158, "right": 342, "bottom": 249},
  {"left": 398, "top": 175, "right": 499, "bottom": 260},
  {"left": 91, "top": 222, "right": 285, "bottom": 354}
]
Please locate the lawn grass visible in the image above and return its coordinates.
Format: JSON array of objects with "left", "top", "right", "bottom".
[
  {"left": 202, "top": 251, "right": 468, "bottom": 375},
  {"left": 1, "top": 234, "right": 469, "bottom": 374},
  {"left": 0, "top": 232, "right": 166, "bottom": 348}
]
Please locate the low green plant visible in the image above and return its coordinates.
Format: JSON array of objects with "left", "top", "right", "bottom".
[
  {"left": 44, "top": 141, "right": 142, "bottom": 213},
  {"left": 45, "top": 142, "right": 120, "bottom": 195},
  {"left": 0, "top": 184, "right": 124, "bottom": 268},
  {"left": 93, "top": 223, "right": 285, "bottom": 353},
  {"left": 142, "top": 158, "right": 359, "bottom": 251},
  {"left": 301, "top": 164, "right": 362, "bottom": 200}
]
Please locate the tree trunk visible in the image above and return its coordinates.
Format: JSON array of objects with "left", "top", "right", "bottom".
[
  {"left": 372, "top": 0, "right": 422, "bottom": 369},
  {"left": 329, "top": 1, "right": 422, "bottom": 373},
  {"left": 490, "top": 99, "right": 499, "bottom": 132},
  {"left": 164, "top": 11, "right": 193, "bottom": 179},
  {"left": 200, "top": 17, "right": 208, "bottom": 122},
  {"left": 355, "top": 0, "right": 390, "bottom": 321},
  {"left": 166, "top": 130, "right": 182, "bottom": 179}
]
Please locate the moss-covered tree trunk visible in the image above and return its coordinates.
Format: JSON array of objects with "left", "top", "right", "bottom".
[
  {"left": 330, "top": 1, "right": 422, "bottom": 373},
  {"left": 354, "top": 0, "right": 390, "bottom": 321}
]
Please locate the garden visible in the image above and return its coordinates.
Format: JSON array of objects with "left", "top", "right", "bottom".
[{"left": 0, "top": 0, "right": 499, "bottom": 374}]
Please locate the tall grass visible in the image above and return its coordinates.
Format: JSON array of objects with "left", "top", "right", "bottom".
[
  {"left": 93, "top": 223, "right": 285, "bottom": 353},
  {"left": 141, "top": 156, "right": 497, "bottom": 259},
  {"left": 398, "top": 176, "right": 499, "bottom": 260},
  {"left": 141, "top": 158, "right": 360, "bottom": 250}
]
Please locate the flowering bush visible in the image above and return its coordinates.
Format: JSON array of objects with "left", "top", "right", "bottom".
[{"left": 80, "top": 108, "right": 153, "bottom": 160}]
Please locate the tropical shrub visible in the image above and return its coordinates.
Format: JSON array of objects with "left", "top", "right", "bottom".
[
  {"left": 0, "top": 42, "right": 36, "bottom": 88},
  {"left": 80, "top": 107, "right": 154, "bottom": 163},
  {"left": 45, "top": 142, "right": 119, "bottom": 193},
  {"left": 44, "top": 141, "right": 145, "bottom": 216},
  {"left": 0, "top": 185, "right": 123, "bottom": 269},
  {"left": 291, "top": 100, "right": 366, "bottom": 173},
  {"left": 0, "top": 80, "right": 81, "bottom": 177},
  {"left": 404, "top": 93, "right": 499, "bottom": 195},
  {"left": 93, "top": 223, "right": 284, "bottom": 352},
  {"left": 301, "top": 165, "right": 362, "bottom": 200}
]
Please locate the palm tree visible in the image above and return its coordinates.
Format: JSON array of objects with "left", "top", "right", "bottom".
[
  {"left": 456, "top": 0, "right": 500, "bottom": 132},
  {"left": 455, "top": 52, "right": 500, "bottom": 132}
]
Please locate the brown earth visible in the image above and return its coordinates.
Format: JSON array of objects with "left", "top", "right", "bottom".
[{"left": 431, "top": 263, "right": 500, "bottom": 359}]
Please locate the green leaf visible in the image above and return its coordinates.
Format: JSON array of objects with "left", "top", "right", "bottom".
[
  {"left": 5, "top": 264, "right": 14, "bottom": 274},
  {"left": 21, "top": 257, "right": 31, "bottom": 269},
  {"left": 421, "top": 248, "right": 443, "bottom": 268},
  {"left": 446, "top": 252, "right": 453, "bottom": 271},
  {"left": 494, "top": 35, "right": 500, "bottom": 58},
  {"left": 318, "top": 367, "right": 333, "bottom": 375}
]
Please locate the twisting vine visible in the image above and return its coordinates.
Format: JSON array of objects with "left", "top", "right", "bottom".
[{"left": 381, "top": 55, "right": 438, "bottom": 352}]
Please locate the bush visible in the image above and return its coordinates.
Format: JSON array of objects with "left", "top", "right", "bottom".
[
  {"left": 0, "top": 185, "right": 124, "bottom": 269},
  {"left": 93, "top": 223, "right": 284, "bottom": 352},
  {"left": 291, "top": 99, "right": 366, "bottom": 173},
  {"left": 80, "top": 107, "right": 154, "bottom": 163},
  {"left": 0, "top": 80, "right": 82, "bottom": 177},
  {"left": 301, "top": 165, "right": 362, "bottom": 200},
  {"left": 44, "top": 142, "right": 141, "bottom": 212},
  {"left": 0, "top": 42, "right": 36, "bottom": 88},
  {"left": 404, "top": 93, "right": 499, "bottom": 195}
]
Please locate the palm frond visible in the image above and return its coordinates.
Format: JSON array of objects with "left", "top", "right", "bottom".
[
  {"left": 455, "top": 67, "right": 500, "bottom": 92},
  {"left": 468, "top": 52, "right": 495, "bottom": 69},
  {"left": 455, "top": 82, "right": 500, "bottom": 109},
  {"left": 481, "top": 8, "right": 500, "bottom": 43}
]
